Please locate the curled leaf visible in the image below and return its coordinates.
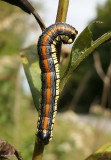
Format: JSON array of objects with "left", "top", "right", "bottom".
[{"left": 0, "top": 140, "right": 22, "bottom": 160}]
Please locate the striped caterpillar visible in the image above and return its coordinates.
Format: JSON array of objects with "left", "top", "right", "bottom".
[{"left": 37, "top": 22, "right": 78, "bottom": 144}]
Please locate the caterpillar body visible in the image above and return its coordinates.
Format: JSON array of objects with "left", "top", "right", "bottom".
[{"left": 37, "top": 22, "right": 78, "bottom": 144}]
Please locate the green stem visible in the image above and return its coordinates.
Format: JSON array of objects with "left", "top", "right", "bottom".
[
  {"left": 56, "top": 0, "right": 69, "bottom": 61},
  {"left": 32, "top": 137, "right": 44, "bottom": 160},
  {"left": 56, "top": 0, "right": 69, "bottom": 22}
]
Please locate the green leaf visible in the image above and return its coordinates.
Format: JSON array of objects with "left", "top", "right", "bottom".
[
  {"left": 61, "top": 25, "right": 92, "bottom": 79},
  {"left": 85, "top": 143, "right": 111, "bottom": 160},
  {"left": 20, "top": 45, "right": 41, "bottom": 111},
  {"left": 60, "top": 22, "right": 111, "bottom": 92},
  {"left": 72, "top": 25, "right": 92, "bottom": 54}
]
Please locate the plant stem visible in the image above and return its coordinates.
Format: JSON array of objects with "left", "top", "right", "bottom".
[
  {"left": 32, "top": 137, "right": 44, "bottom": 160},
  {"left": 33, "top": 10, "right": 46, "bottom": 31},
  {"left": 56, "top": 0, "right": 69, "bottom": 62},
  {"left": 56, "top": 0, "right": 69, "bottom": 22}
]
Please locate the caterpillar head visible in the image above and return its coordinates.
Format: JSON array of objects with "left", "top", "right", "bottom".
[{"left": 61, "top": 29, "right": 78, "bottom": 44}]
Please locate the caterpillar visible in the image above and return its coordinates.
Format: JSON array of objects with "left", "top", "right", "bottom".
[{"left": 36, "top": 22, "right": 78, "bottom": 145}]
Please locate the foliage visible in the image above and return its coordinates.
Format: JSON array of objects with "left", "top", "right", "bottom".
[
  {"left": 0, "top": 56, "right": 20, "bottom": 123},
  {"left": 0, "top": 2, "right": 27, "bottom": 55},
  {"left": 0, "top": 1, "right": 33, "bottom": 134},
  {"left": 86, "top": 143, "right": 111, "bottom": 160}
]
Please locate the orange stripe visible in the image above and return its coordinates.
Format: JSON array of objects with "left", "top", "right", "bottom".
[
  {"left": 42, "top": 35, "right": 49, "bottom": 45},
  {"left": 42, "top": 31, "right": 54, "bottom": 45},
  {"left": 42, "top": 26, "right": 77, "bottom": 46},
  {"left": 57, "top": 26, "right": 77, "bottom": 35},
  {"left": 47, "top": 27, "right": 57, "bottom": 36},
  {"left": 43, "top": 117, "right": 48, "bottom": 129},
  {"left": 45, "top": 104, "right": 50, "bottom": 117},
  {"left": 43, "top": 59, "right": 50, "bottom": 72},
  {"left": 47, "top": 29, "right": 56, "bottom": 37},
  {"left": 46, "top": 88, "right": 51, "bottom": 104},
  {"left": 43, "top": 73, "right": 51, "bottom": 129},
  {"left": 42, "top": 46, "right": 47, "bottom": 59},
  {"left": 42, "top": 27, "right": 55, "bottom": 130},
  {"left": 42, "top": 27, "right": 57, "bottom": 45},
  {"left": 46, "top": 72, "right": 51, "bottom": 88}
]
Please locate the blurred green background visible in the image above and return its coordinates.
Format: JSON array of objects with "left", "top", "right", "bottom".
[{"left": 0, "top": 0, "right": 111, "bottom": 160}]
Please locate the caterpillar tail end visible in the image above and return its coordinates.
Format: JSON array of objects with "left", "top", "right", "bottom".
[{"left": 36, "top": 130, "right": 51, "bottom": 145}]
